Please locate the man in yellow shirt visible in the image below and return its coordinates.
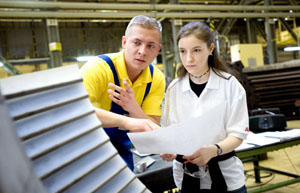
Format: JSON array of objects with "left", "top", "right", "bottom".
[{"left": 80, "top": 15, "right": 166, "bottom": 170}]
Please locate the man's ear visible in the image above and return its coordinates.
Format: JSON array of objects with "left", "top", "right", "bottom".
[
  {"left": 122, "top": 36, "right": 126, "bottom": 49},
  {"left": 158, "top": 44, "right": 162, "bottom": 52}
]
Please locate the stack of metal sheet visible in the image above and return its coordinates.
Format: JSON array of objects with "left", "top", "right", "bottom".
[{"left": 0, "top": 64, "right": 150, "bottom": 193}]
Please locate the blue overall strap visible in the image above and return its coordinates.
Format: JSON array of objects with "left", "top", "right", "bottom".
[
  {"left": 98, "top": 54, "right": 133, "bottom": 170},
  {"left": 98, "top": 55, "right": 120, "bottom": 86},
  {"left": 97, "top": 55, "right": 154, "bottom": 171},
  {"left": 143, "top": 64, "right": 154, "bottom": 101}
]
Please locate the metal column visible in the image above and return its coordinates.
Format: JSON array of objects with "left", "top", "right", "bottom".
[
  {"left": 246, "top": 19, "right": 257, "bottom": 43},
  {"left": 45, "top": 18, "right": 63, "bottom": 68},
  {"left": 264, "top": 0, "right": 278, "bottom": 64},
  {"left": 171, "top": 19, "right": 181, "bottom": 70},
  {"left": 161, "top": 20, "right": 176, "bottom": 79}
]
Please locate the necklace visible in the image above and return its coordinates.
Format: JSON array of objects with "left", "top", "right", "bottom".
[{"left": 189, "top": 67, "right": 210, "bottom": 82}]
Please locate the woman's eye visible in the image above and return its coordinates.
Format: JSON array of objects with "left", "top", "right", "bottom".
[
  {"left": 194, "top": 49, "right": 201, "bottom": 52},
  {"left": 179, "top": 50, "right": 185, "bottom": 54}
]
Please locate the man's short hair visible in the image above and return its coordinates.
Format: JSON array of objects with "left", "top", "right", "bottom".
[{"left": 125, "top": 15, "right": 162, "bottom": 37}]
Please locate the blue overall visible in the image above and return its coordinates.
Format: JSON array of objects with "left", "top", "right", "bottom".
[{"left": 98, "top": 55, "right": 153, "bottom": 170}]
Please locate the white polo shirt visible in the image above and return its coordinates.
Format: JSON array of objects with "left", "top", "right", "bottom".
[{"left": 161, "top": 68, "right": 249, "bottom": 191}]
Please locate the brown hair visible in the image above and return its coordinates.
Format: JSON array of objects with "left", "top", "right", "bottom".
[{"left": 176, "top": 21, "right": 234, "bottom": 79}]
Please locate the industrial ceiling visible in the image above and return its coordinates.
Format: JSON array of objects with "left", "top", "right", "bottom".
[
  {"left": 0, "top": 0, "right": 300, "bottom": 21},
  {"left": 0, "top": 0, "right": 299, "bottom": 72}
]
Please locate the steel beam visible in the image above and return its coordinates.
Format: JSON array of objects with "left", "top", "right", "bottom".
[
  {"left": 279, "top": 18, "right": 298, "bottom": 42},
  {"left": 0, "top": 1, "right": 300, "bottom": 11},
  {"left": 1, "top": 10, "right": 300, "bottom": 19},
  {"left": 0, "top": 56, "right": 21, "bottom": 75}
]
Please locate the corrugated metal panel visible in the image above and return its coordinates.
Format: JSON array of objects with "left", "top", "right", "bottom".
[
  {"left": 0, "top": 64, "right": 150, "bottom": 193},
  {"left": 0, "top": 91, "right": 47, "bottom": 193}
]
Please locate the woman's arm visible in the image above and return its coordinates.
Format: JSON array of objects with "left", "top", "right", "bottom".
[{"left": 183, "top": 136, "right": 242, "bottom": 166}]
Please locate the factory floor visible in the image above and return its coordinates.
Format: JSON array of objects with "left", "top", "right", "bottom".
[{"left": 244, "top": 120, "right": 300, "bottom": 193}]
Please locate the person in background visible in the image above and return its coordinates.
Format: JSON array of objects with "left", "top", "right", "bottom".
[
  {"left": 80, "top": 15, "right": 165, "bottom": 170},
  {"left": 160, "top": 21, "right": 249, "bottom": 193}
]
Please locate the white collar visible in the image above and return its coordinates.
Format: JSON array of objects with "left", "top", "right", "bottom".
[{"left": 181, "top": 68, "right": 221, "bottom": 93}]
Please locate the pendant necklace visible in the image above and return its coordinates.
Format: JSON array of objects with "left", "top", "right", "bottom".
[{"left": 190, "top": 67, "right": 210, "bottom": 82}]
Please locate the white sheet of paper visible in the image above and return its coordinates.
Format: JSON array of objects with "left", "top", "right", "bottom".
[
  {"left": 246, "top": 132, "right": 280, "bottom": 146},
  {"left": 235, "top": 141, "right": 256, "bottom": 151},
  {"left": 261, "top": 129, "right": 300, "bottom": 140},
  {"left": 128, "top": 104, "right": 223, "bottom": 155}
]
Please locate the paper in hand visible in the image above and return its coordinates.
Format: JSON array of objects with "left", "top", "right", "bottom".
[{"left": 128, "top": 104, "right": 224, "bottom": 155}]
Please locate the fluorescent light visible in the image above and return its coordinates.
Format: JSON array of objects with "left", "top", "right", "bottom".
[
  {"left": 0, "top": 61, "right": 3, "bottom": 67},
  {"left": 284, "top": 47, "right": 300, "bottom": 52},
  {"left": 76, "top": 56, "right": 96, "bottom": 62}
]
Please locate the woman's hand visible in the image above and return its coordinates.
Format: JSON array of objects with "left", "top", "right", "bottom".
[
  {"left": 183, "top": 136, "right": 243, "bottom": 166},
  {"left": 160, "top": 154, "right": 177, "bottom": 162},
  {"left": 183, "top": 145, "right": 217, "bottom": 166}
]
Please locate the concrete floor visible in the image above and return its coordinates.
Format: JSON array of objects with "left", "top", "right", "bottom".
[{"left": 244, "top": 120, "right": 300, "bottom": 193}]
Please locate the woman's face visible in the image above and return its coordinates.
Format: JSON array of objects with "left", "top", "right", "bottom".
[{"left": 178, "top": 34, "right": 214, "bottom": 76}]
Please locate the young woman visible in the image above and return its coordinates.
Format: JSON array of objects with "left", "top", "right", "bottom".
[{"left": 161, "top": 21, "right": 249, "bottom": 193}]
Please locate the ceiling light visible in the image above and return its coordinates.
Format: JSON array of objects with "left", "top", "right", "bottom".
[
  {"left": 284, "top": 47, "right": 300, "bottom": 51},
  {"left": 76, "top": 56, "right": 96, "bottom": 62}
]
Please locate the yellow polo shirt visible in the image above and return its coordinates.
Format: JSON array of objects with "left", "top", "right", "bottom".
[{"left": 80, "top": 50, "right": 166, "bottom": 116}]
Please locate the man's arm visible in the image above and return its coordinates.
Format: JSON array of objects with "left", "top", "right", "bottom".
[
  {"left": 94, "top": 107, "right": 160, "bottom": 132},
  {"left": 148, "top": 115, "right": 160, "bottom": 125}
]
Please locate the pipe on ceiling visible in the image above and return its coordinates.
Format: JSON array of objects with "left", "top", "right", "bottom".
[
  {"left": 0, "top": 10, "right": 299, "bottom": 18},
  {"left": 0, "top": 1, "right": 300, "bottom": 11}
]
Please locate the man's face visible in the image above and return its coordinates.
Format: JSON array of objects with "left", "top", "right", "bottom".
[{"left": 122, "top": 25, "right": 161, "bottom": 73}]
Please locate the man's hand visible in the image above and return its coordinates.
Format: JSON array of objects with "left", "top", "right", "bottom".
[
  {"left": 108, "top": 79, "right": 140, "bottom": 115},
  {"left": 160, "top": 154, "right": 177, "bottom": 162},
  {"left": 94, "top": 107, "right": 160, "bottom": 132},
  {"left": 107, "top": 79, "right": 160, "bottom": 124},
  {"left": 122, "top": 117, "right": 161, "bottom": 132}
]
